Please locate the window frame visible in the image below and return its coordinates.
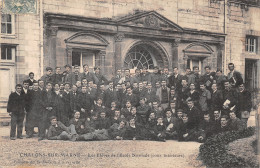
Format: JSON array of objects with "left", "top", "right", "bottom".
[
  {"left": 245, "top": 36, "right": 258, "bottom": 53},
  {"left": 0, "top": 45, "right": 16, "bottom": 63},
  {"left": 71, "top": 49, "right": 96, "bottom": 72},
  {"left": 1, "top": 14, "right": 15, "bottom": 36}
]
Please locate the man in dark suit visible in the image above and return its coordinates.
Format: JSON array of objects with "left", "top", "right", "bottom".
[
  {"left": 67, "top": 65, "right": 82, "bottom": 85},
  {"left": 210, "top": 83, "right": 223, "bottom": 118},
  {"left": 24, "top": 72, "right": 37, "bottom": 86},
  {"left": 62, "top": 64, "right": 72, "bottom": 83},
  {"left": 123, "top": 86, "right": 139, "bottom": 107},
  {"left": 227, "top": 63, "right": 243, "bottom": 88},
  {"left": 201, "top": 66, "right": 216, "bottom": 92},
  {"left": 7, "top": 84, "right": 25, "bottom": 140},
  {"left": 80, "top": 64, "right": 98, "bottom": 84},
  {"left": 185, "top": 100, "right": 201, "bottom": 129},
  {"left": 70, "top": 84, "right": 80, "bottom": 113},
  {"left": 167, "top": 67, "right": 182, "bottom": 90},
  {"left": 94, "top": 66, "right": 108, "bottom": 86},
  {"left": 52, "top": 67, "right": 63, "bottom": 84},
  {"left": 237, "top": 83, "right": 252, "bottom": 124},
  {"left": 38, "top": 82, "right": 56, "bottom": 141},
  {"left": 78, "top": 86, "right": 94, "bottom": 120},
  {"left": 103, "top": 81, "right": 118, "bottom": 108},
  {"left": 21, "top": 80, "right": 32, "bottom": 137},
  {"left": 222, "top": 80, "right": 238, "bottom": 116}
]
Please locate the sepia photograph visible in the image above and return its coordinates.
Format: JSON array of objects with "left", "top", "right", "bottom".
[{"left": 0, "top": 0, "right": 259, "bottom": 167}]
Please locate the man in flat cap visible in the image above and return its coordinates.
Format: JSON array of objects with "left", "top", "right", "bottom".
[
  {"left": 94, "top": 66, "right": 108, "bottom": 86},
  {"left": 63, "top": 64, "right": 72, "bottom": 83},
  {"left": 40, "top": 67, "right": 54, "bottom": 85}
]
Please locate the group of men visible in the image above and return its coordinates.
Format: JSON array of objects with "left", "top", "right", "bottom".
[{"left": 7, "top": 63, "right": 252, "bottom": 142}]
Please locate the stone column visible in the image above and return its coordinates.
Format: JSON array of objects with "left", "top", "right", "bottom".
[
  {"left": 66, "top": 47, "right": 73, "bottom": 66},
  {"left": 98, "top": 50, "right": 106, "bottom": 73},
  {"left": 171, "top": 38, "right": 181, "bottom": 70},
  {"left": 48, "top": 26, "right": 58, "bottom": 68},
  {"left": 217, "top": 43, "right": 225, "bottom": 71},
  {"left": 114, "top": 33, "right": 124, "bottom": 74}
]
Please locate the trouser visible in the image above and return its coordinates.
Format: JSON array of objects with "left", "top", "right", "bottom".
[
  {"left": 78, "top": 133, "right": 95, "bottom": 141},
  {"left": 39, "top": 110, "right": 55, "bottom": 138},
  {"left": 57, "top": 125, "right": 77, "bottom": 140},
  {"left": 160, "top": 103, "right": 169, "bottom": 110},
  {"left": 93, "top": 129, "right": 110, "bottom": 140},
  {"left": 10, "top": 113, "right": 25, "bottom": 138}
]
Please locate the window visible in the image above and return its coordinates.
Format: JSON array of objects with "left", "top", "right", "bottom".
[
  {"left": 1, "top": 45, "right": 15, "bottom": 61},
  {"left": 124, "top": 45, "right": 154, "bottom": 70},
  {"left": 246, "top": 36, "right": 258, "bottom": 53},
  {"left": 187, "top": 57, "right": 203, "bottom": 73},
  {"left": 1, "top": 14, "right": 14, "bottom": 34},
  {"left": 72, "top": 50, "right": 95, "bottom": 71}
]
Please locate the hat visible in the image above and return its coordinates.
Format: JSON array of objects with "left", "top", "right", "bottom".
[
  {"left": 46, "top": 67, "right": 53, "bottom": 71},
  {"left": 176, "top": 109, "right": 184, "bottom": 112},
  {"left": 64, "top": 64, "right": 71, "bottom": 68}
]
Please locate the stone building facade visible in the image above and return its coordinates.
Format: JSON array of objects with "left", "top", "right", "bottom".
[{"left": 0, "top": 0, "right": 260, "bottom": 115}]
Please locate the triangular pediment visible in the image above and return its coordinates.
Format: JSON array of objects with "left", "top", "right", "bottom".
[
  {"left": 65, "top": 32, "right": 109, "bottom": 46},
  {"left": 117, "top": 11, "right": 183, "bottom": 32}
]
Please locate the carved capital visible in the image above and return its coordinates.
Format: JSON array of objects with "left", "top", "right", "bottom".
[
  {"left": 114, "top": 33, "right": 125, "bottom": 42},
  {"left": 49, "top": 26, "right": 58, "bottom": 36},
  {"left": 172, "top": 38, "right": 181, "bottom": 47}
]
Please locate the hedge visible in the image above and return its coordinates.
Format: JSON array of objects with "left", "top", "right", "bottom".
[{"left": 199, "top": 127, "right": 257, "bottom": 168}]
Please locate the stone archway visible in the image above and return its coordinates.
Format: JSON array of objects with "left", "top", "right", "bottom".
[{"left": 124, "top": 41, "right": 169, "bottom": 71}]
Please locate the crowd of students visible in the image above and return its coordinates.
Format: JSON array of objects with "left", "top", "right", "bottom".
[{"left": 7, "top": 63, "right": 252, "bottom": 142}]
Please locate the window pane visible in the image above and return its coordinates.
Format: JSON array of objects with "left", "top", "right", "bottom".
[
  {"left": 7, "top": 47, "right": 12, "bottom": 60},
  {"left": 1, "top": 14, "right": 7, "bottom": 22},
  {"left": 6, "top": 14, "right": 11, "bottom": 22},
  {"left": 1, "top": 46, "right": 6, "bottom": 59},
  {"left": 7, "top": 23, "right": 12, "bottom": 34},
  {"left": 1, "top": 23, "right": 6, "bottom": 33},
  {"left": 82, "top": 51, "right": 94, "bottom": 68},
  {"left": 72, "top": 51, "right": 81, "bottom": 66}
]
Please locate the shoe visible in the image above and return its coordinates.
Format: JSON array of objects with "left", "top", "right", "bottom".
[
  {"left": 38, "top": 137, "right": 44, "bottom": 141},
  {"left": 71, "top": 134, "right": 77, "bottom": 142},
  {"left": 10, "top": 137, "right": 16, "bottom": 140},
  {"left": 17, "top": 136, "right": 23, "bottom": 139},
  {"left": 26, "top": 135, "right": 33, "bottom": 138}
]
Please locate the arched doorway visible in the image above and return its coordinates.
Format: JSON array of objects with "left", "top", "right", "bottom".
[{"left": 124, "top": 41, "right": 168, "bottom": 71}]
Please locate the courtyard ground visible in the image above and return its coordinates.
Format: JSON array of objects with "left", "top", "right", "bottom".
[{"left": 0, "top": 112, "right": 256, "bottom": 168}]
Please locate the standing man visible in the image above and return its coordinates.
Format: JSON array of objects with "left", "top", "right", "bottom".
[
  {"left": 63, "top": 64, "right": 72, "bottom": 83},
  {"left": 7, "top": 84, "right": 25, "bottom": 140},
  {"left": 38, "top": 82, "right": 56, "bottom": 141},
  {"left": 80, "top": 64, "right": 98, "bottom": 84},
  {"left": 40, "top": 67, "right": 53, "bottom": 85},
  {"left": 199, "top": 83, "right": 211, "bottom": 116},
  {"left": 167, "top": 67, "right": 182, "bottom": 91},
  {"left": 227, "top": 63, "right": 243, "bottom": 88},
  {"left": 237, "top": 83, "right": 252, "bottom": 124},
  {"left": 24, "top": 72, "right": 37, "bottom": 86},
  {"left": 52, "top": 67, "right": 63, "bottom": 84},
  {"left": 94, "top": 66, "right": 108, "bottom": 86}
]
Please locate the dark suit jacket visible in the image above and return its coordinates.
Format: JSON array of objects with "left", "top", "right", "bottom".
[
  {"left": 167, "top": 74, "right": 183, "bottom": 89},
  {"left": 103, "top": 89, "right": 118, "bottom": 108},
  {"left": 78, "top": 92, "right": 94, "bottom": 112},
  {"left": 80, "top": 72, "right": 98, "bottom": 84},
  {"left": 24, "top": 79, "right": 37, "bottom": 86},
  {"left": 237, "top": 90, "right": 252, "bottom": 112},
  {"left": 211, "top": 90, "right": 223, "bottom": 111},
  {"left": 7, "top": 92, "right": 25, "bottom": 114},
  {"left": 52, "top": 73, "right": 63, "bottom": 84}
]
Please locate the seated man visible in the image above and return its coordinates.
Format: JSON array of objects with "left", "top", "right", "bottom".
[
  {"left": 197, "top": 113, "right": 214, "bottom": 142},
  {"left": 177, "top": 114, "right": 199, "bottom": 142},
  {"left": 108, "top": 120, "right": 127, "bottom": 140},
  {"left": 124, "top": 118, "right": 143, "bottom": 140},
  {"left": 79, "top": 112, "right": 109, "bottom": 141},
  {"left": 69, "top": 111, "right": 86, "bottom": 135},
  {"left": 215, "top": 115, "right": 230, "bottom": 133},
  {"left": 229, "top": 111, "right": 246, "bottom": 132},
  {"left": 47, "top": 116, "right": 77, "bottom": 141},
  {"left": 152, "top": 116, "right": 166, "bottom": 142}
]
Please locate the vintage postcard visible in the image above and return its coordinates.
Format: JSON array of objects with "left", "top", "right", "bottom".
[{"left": 0, "top": 0, "right": 259, "bottom": 167}]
